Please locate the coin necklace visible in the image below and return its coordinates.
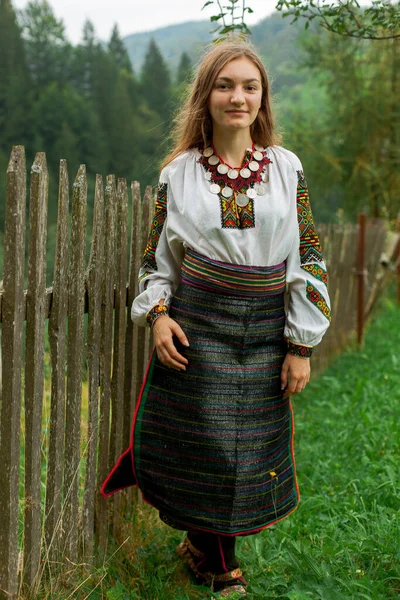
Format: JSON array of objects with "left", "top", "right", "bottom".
[{"left": 199, "top": 141, "right": 272, "bottom": 208}]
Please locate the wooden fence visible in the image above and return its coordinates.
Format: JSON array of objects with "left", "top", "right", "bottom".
[{"left": 0, "top": 146, "right": 397, "bottom": 599}]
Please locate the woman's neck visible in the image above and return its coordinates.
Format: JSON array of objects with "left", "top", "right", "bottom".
[{"left": 211, "top": 128, "right": 253, "bottom": 168}]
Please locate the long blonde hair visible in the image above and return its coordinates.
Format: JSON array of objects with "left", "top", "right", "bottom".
[{"left": 160, "top": 39, "right": 282, "bottom": 171}]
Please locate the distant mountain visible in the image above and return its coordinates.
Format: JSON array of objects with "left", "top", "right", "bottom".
[
  {"left": 123, "top": 20, "right": 215, "bottom": 76},
  {"left": 123, "top": 12, "right": 308, "bottom": 88}
]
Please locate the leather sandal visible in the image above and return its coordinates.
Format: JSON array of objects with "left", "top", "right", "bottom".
[{"left": 176, "top": 536, "right": 247, "bottom": 597}]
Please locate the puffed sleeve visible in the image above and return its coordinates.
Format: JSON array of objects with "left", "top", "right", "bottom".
[
  {"left": 284, "top": 156, "right": 332, "bottom": 356},
  {"left": 131, "top": 167, "right": 184, "bottom": 327}
]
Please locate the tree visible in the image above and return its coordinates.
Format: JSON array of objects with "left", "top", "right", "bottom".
[
  {"left": 275, "top": 0, "right": 400, "bottom": 41},
  {"left": 292, "top": 30, "right": 400, "bottom": 219},
  {"left": 204, "top": 1, "right": 400, "bottom": 41},
  {"left": 0, "top": 0, "right": 30, "bottom": 153},
  {"left": 108, "top": 71, "right": 136, "bottom": 177},
  {"left": 108, "top": 24, "right": 133, "bottom": 73},
  {"left": 140, "top": 39, "right": 171, "bottom": 122},
  {"left": 19, "top": 0, "right": 73, "bottom": 88},
  {"left": 176, "top": 51, "right": 193, "bottom": 85}
]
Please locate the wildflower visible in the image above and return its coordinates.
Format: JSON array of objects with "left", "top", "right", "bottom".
[{"left": 270, "top": 471, "right": 276, "bottom": 477}]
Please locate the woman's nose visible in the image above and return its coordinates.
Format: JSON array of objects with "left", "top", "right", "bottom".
[{"left": 230, "top": 87, "right": 245, "bottom": 104}]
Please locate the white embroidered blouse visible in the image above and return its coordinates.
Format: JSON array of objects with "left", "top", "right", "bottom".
[{"left": 131, "top": 145, "right": 331, "bottom": 349}]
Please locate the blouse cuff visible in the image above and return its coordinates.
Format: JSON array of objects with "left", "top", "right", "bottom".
[
  {"left": 146, "top": 303, "right": 169, "bottom": 328},
  {"left": 285, "top": 338, "right": 313, "bottom": 358},
  {"left": 131, "top": 285, "right": 174, "bottom": 327}
]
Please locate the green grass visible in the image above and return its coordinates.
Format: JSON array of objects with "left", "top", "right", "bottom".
[{"left": 31, "top": 291, "right": 400, "bottom": 599}]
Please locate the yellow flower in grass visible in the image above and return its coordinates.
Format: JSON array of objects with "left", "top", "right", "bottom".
[{"left": 270, "top": 471, "right": 277, "bottom": 477}]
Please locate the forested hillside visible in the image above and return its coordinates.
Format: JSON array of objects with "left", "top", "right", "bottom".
[{"left": 0, "top": 0, "right": 398, "bottom": 248}]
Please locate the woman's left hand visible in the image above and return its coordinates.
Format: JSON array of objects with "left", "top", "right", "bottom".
[{"left": 281, "top": 354, "right": 310, "bottom": 398}]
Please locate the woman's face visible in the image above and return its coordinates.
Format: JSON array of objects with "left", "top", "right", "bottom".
[{"left": 207, "top": 57, "right": 263, "bottom": 133}]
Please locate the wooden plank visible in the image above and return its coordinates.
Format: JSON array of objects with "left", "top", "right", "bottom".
[
  {"left": 23, "top": 153, "right": 49, "bottom": 588},
  {"left": 82, "top": 175, "right": 105, "bottom": 560},
  {"left": 110, "top": 178, "right": 128, "bottom": 468},
  {"left": 124, "top": 181, "right": 142, "bottom": 507},
  {"left": 45, "top": 160, "right": 69, "bottom": 561},
  {"left": 63, "top": 165, "right": 87, "bottom": 560},
  {"left": 96, "top": 175, "right": 117, "bottom": 550},
  {"left": 123, "top": 181, "right": 141, "bottom": 451},
  {"left": 0, "top": 146, "right": 26, "bottom": 598},
  {"left": 111, "top": 178, "right": 129, "bottom": 535},
  {"left": 135, "top": 186, "right": 153, "bottom": 399}
]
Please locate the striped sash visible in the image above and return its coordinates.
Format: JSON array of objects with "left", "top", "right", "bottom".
[{"left": 181, "top": 247, "right": 286, "bottom": 297}]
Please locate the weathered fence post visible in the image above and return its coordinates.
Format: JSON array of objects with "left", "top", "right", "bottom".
[
  {"left": 0, "top": 146, "right": 26, "bottom": 599},
  {"left": 124, "top": 181, "right": 141, "bottom": 452},
  {"left": 356, "top": 213, "right": 366, "bottom": 345},
  {"left": 83, "top": 174, "right": 105, "bottom": 560},
  {"left": 23, "top": 152, "right": 49, "bottom": 590},
  {"left": 111, "top": 178, "right": 129, "bottom": 536},
  {"left": 63, "top": 165, "right": 87, "bottom": 560},
  {"left": 45, "top": 160, "right": 70, "bottom": 561},
  {"left": 96, "top": 175, "right": 117, "bottom": 551}
]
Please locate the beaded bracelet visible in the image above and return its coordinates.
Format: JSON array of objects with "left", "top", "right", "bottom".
[
  {"left": 286, "top": 340, "right": 313, "bottom": 359},
  {"left": 146, "top": 303, "right": 169, "bottom": 328}
]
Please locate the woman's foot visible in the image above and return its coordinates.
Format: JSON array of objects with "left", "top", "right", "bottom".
[
  {"left": 176, "top": 534, "right": 247, "bottom": 596},
  {"left": 218, "top": 584, "right": 247, "bottom": 597}
]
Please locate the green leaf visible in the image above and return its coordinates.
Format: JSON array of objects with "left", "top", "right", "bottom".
[
  {"left": 210, "top": 13, "right": 226, "bottom": 21},
  {"left": 201, "top": 0, "right": 214, "bottom": 9}
]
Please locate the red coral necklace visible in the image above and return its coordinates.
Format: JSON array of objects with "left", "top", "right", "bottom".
[{"left": 198, "top": 140, "right": 272, "bottom": 207}]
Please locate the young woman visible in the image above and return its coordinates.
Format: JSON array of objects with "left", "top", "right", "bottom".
[{"left": 102, "top": 39, "right": 331, "bottom": 598}]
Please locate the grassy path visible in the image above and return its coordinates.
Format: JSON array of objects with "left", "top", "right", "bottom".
[{"left": 58, "top": 293, "right": 400, "bottom": 599}]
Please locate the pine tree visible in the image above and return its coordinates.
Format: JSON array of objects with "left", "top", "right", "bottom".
[
  {"left": 0, "top": 0, "right": 30, "bottom": 153},
  {"left": 108, "top": 24, "right": 133, "bottom": 73},
  {"left": 140, "top": 39, "right": 171, "bottom": 122},
  {"left": 20, "top": 0, "right": 72, "bottom": 89},
  {"left": 176, "top": 51, "right": 192, "bottom": 85}
]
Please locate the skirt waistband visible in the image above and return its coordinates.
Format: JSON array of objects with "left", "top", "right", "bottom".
[{"left": 181, "top": 248, "right": 286, "bottom": 297}]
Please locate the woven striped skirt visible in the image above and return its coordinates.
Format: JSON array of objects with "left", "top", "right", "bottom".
[{"left": 102, "top": 248, "right": 300, "bottom": 535}]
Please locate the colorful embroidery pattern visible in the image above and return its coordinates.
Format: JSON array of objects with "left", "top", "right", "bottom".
[
  {"left": 301, "top": 263, "right": 329, "bottom": 285},
  {"left": 219, "top": 182, "right": 256, "bottom": 229},
  {"left": 286, "top": 340, "right": 313, "bottom": 358},
  {"left": 306, "top": 280, "right": 331, "bottom": 322},
  {"left": 198, "top": 149, "right": 272, "bottom": 229},
  {"left": 297, "top": 170, "right": 323, "bottom": 264},
  {"left": 141, "top": 182, "right": 168, "bottom": 274}
]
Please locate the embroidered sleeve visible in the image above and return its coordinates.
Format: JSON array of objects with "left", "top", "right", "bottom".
[
  {"left": 284, "top": 159, "right": 332, "bottom": 350},
  {"left": 131, "top": 169, "right": 184, "bottom": 327},
  {"left": 139, "top": 182, "right": 168, "bottom": 287}
]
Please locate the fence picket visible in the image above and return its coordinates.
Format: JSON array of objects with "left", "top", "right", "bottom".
[
  {"left": 0, "top": 146, "right": 26, "bottom": 597},
  {"left": 45, "top": 160, "right": 70, "bottom": 562},
  {"left": 83, "top": 175, "right": 105, "bottom": 559},
  {"left": 111, "top": 178, "right": 129, "bottom": 535},
  {"left": 124, "top": 181, "right": 141, "bottom": 451},
  {"left": 23, "top": 153, "right": 49, "bottom": 589},
  {"left": 63, "top": 165, "right": 87, "bottom": 560},
  {"left": 96, "top": 175, "right": 117, "bottom": 548}
]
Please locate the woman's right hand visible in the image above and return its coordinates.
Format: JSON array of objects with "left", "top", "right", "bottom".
[{"left": 152, "top": 315, "right": 189, "bottom": 371}]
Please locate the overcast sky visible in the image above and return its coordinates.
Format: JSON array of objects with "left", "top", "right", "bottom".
[
  {"left": 12, "top": 0, "right": 279, "bottom": 44},
  {"left": 13, "top": 0, "right": 375, "bottom": 45}
]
